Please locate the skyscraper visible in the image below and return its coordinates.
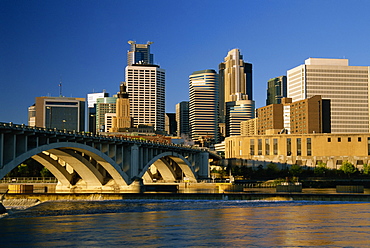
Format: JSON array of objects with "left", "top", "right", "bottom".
[
  {"left": 189, "top": 69, "right": 219, "bottom": 143},
  {"left": 29, "top": 96, "right": 85, "bottom": 132},
  {"left": 125, "top": 42, "right": 165, "bottom": 131},
  {"left": 176, "top": 101, "right": 190, "bottom": 137},
  {"left": 219, "top": 49, "right": 254, "bottom": 137},
  {"left": 127, "top": 41, "right": 154, "bottom": 66},
  {"left": 287, "top": 58, "right": 370, "bottom": 133},
  {"left": 266, "top": 76, "right": 287, "bottom": 105}
]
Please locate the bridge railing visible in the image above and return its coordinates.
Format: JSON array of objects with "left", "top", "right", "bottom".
[{"left": 0, "top": 177, "right": 58, "bottom": 184}]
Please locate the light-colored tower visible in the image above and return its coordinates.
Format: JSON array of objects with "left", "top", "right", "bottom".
[
  {"left": 219, "top": 49, "right": 254, "bottom": 137},
  {"left": 87, "top": 91, "right": 109, "bottom": 133},
  {"left": 287, "top": 58, "right": 370, "bottom": 133},
  {"left": 189, "top": 69, "right": 219, "bottom": 143},
  {"left": 110, "top": 82, "right": 131, "bottom": 132},
  {"left": 125, "top": 64, "right": 165, "bottom": 131}
]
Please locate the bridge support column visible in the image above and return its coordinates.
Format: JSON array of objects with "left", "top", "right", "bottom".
[
  {"left": 197, "top": 152, "right": 210, "bottom": 179},
  {"left": 129, "top": 145, "right": 139, "bottom": 181}
]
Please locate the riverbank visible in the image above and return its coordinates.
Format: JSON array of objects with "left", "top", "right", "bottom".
[{"left": 3, "top": 190, "right": 370, "bottom": 204}]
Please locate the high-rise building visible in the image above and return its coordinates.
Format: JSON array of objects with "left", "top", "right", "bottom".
[
  {"left": 87, "top": 91, "right": 109, "bottom": 133},
  {"left": 127, "top": 41, "right": 154, "bottom": 66},
  {"left": 96, "top": 97, "right": 116, "bottom": 132},
  {"left": 165, "top": 113, "right": 177, "bottom": 136},
  {"left": 125, "top": 64, "right": 165, "bottom": 131},
  {"left": 29, "top": 96, "right": 85, "bottom": 132},
  {"left": 219, "top": 48, "right": 254, "bottom": 137},
  {"left": 189, "top": 69, "right": 219, "bottom": 143},
  {"left": 176, "top": 101, "right": 190, "bottom": 137},
  {"left": 287, "top": 58, "right": 370, "bottom": 133},
  {"left": 226, "top": 99, "right": 255, "bottom": 137},
  {"left": 266, "top": 76, "right": 287, "bottom": 105},
  {"left": 110, "top": 82, "right": 131, "bottom": 132}
]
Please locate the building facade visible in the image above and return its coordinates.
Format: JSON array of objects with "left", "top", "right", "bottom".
[
  {"left": 189, "top": 69, "right": 219, "bottom": 143},
  {"left": 266, "top": 76, "right": 287, "bottom": 105},
  {"left": 175, "top": 101, "right": 190, "bottom": 137},
  {"left": 287, "top": 58, "right": 370, "bottom": 133},
  {"left": 87, "top": 91, "right": 109, "bottom": 133},
  {"left": 29, "top": 97, "right": 85, "bottom": 132},
  {"left": 96, "top": 97, "right": 117, "bottom": 133},
  {"left": 165, "top": 113, "right": 177, "bottom": 136},
  {"left": 110, "top": 82, "right": 131, "bottom": 132},
  {"left": 225, "top": 133, "right": 370, "bottom": 169},
  {"left": 125, "top": 64, "right": 165, "bottom": 131},
  {"left": 226, "top": 99, "right": 255, "bottom": 136}
]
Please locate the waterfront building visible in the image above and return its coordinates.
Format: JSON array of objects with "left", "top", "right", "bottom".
[
  {"left": 266, "top": 76, "right": 287, "bottom": 105},
  {"left": 189, "top": 69, "right": 219, "bottom": 143},
  {"left": 175, "top": 101, "right": 190, "bottom": 137},
  {"left": 256, "top": 103, "right": 284, "bottom": 135},
  {"left": 29, "top": 96, "right": 85, "bottom": 132},
  {"left": 110, "top": 83, "right": 131, "bottom": 132},
  {"left": 287, "top": 58, "right": 370, "bottom": 133},
  {"left": 219, "top": 48, "right": 254, "bottom": 137},
  {"left": 127, "top": 41, "right": 154, "bottom": 66},
  {"left": 225, "top": 133, "right": 370, "bottom": 169},
  {"left": 96, "top": 97, "right": 116, "bottom": 132},
  {"left": 87, "top": 91, "right": 109, "bottom": 134}
]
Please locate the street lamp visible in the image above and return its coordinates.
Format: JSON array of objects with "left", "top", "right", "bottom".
[{"left": 62, "top": 119, "right": 66, "bottom": 131}]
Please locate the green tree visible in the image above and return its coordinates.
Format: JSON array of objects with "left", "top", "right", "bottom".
[
  {"left": 289, "top": 164, "right": 302, "bottom": 176},
  {"left": 362, "top": 164, "right": 370, "bottom": 175},
  {"left": 340, "top": 161, "right": 357, "bottom": 177},
  {"left": 314, "top": 162, "right": 328, "bottom": 176},
  {"left": 266, "top": 163, "right": 279, "bottom": 176}
]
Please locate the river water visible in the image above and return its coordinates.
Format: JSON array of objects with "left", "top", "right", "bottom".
[{"left": 1, "top": 199, "right": 370, "bottom": 247}]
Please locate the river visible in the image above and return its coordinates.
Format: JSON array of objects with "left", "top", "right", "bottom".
[{"left": 1, "top": 199, "right": 370, "bottom": 247}]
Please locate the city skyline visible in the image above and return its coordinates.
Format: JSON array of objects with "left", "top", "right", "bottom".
[{"left": 1, "top": 0, "right": 370, "bottom": 124}]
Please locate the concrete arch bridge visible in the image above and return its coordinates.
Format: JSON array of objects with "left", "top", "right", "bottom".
[{"left": 0, "top": 123, "right": 210, "bottom": 192}]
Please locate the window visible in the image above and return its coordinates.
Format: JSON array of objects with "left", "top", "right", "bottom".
[
  {"left": 273, "top": 139, "right": 278, "bottom": 155},
  {"left": 307, "top": 138, "right": 312, "bottom": 156},
  {"left": 338, "top": 137, "right": 341, "bottom": 142},
  {"left": 348, "top": 137, "right": 351, "bottom": 142},
  {"left": 258, "top": 139, "right": 262, "bottom": 155},
  {"left": 297, "top": 138, "right": 301, "bottom": 156},
  {"left": 265, "top": 139, "right": 270, "bottom": 155},
  {"left": 250, "top": 139, "right": 255, "bottom": 155},
  {"left": 287, "top": 138, "right": 291, "bottom": 156},
  {"left": 328, "top": 138, "right": 331, "bottom": 142},
  {"left": 358, "top": 137, "right": 362, "bottom": 142},
  {"left": 368, "top": 137, "right": 370, "bottom": 156}
]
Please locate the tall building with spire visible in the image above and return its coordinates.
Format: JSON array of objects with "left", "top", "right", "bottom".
[
  {"left": 110, "top": 82, "right": 131, "bottom": 132},
  {"left": 219, "top": 49, "right": 254, "bottom": 137},
  {"left": 125, "top": 41, "right": 165, "bottom": 131}
]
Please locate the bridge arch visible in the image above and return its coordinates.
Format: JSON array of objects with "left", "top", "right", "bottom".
[
  {"left": 1, "top": 142, "right": 130, "bottom": 191},
  {"left": 139, "top": 152, "right": 197, "bottom": 183}
]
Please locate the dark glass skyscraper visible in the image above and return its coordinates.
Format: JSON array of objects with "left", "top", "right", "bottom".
[{"left": 266, "top": 76, "right": 287, "bottom": 105}]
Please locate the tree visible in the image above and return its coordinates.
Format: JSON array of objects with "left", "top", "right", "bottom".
[
  {"left": 362, "top": 164, "right": 370, "bottom": 175},
  {"left": 314, "top": 162, "right": 328, "bottom": 176},
  {"left": 339, "top": 161, "right": 357, "bottom": 177},
  {"left": 289, "top": 164, "right": 302, "bottom": 176}
]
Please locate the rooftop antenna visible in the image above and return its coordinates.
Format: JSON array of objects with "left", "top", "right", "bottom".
[{"left": 59, "top": 76, "right": 62, "bottom": 97}]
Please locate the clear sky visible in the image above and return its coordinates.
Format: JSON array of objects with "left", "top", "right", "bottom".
[{"left": 1, "top": 0, "right": 370, "bottom": 125}]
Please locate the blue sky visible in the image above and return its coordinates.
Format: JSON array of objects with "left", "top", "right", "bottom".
[{"left": 1, "top": 0, "right": 370, "bottom": 124}]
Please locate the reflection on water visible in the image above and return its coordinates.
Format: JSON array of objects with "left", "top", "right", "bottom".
[{"left": 1, "top": 200, "right": 370, "bottom": 247}]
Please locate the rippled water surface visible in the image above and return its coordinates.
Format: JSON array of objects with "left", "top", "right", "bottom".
[{"left": 2, "top": 200, "right": 370, "bottom": 247}]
